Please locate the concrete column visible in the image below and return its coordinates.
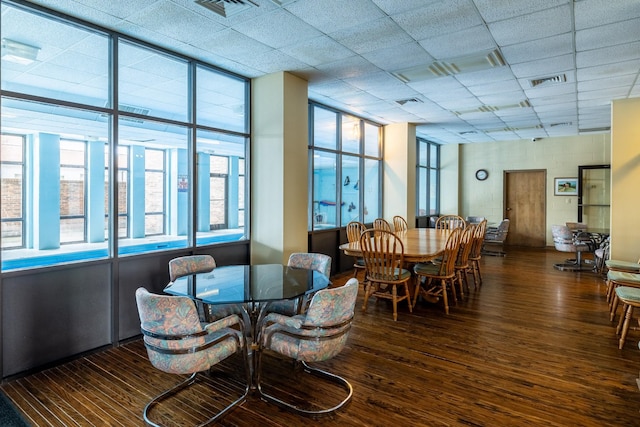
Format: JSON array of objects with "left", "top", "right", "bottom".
[
  {"left": 87, "top": 140, "right": 105, "bottom": 243},
  {"left": 610, "top": 98, "right": 640, "bottom": 260},
  {"left": 129, "top": 145, "right": 145, "bottom": 238},
  {"left": 196, "top": 152, "right": 210, "bottom": 232},
  {"left": 383, "top": 123, "right": 416, "bottom": 227},
  {"left": 32, "top": 133, "right": 61, "bottom": 249},
  {"left": 168, "top": 148, "right": 188, "bottom": 236},
  {"left": 251, "top": 72, "right": 308, "bottom": 264}
]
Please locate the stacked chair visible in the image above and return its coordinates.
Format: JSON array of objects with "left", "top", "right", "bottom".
[{"left": 483, "top": 219, "right": 510, "bottom": 256}]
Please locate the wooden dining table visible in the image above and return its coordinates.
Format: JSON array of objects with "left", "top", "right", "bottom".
[{"left": 338, "top": 227, "right": 452, "bottom": 263}]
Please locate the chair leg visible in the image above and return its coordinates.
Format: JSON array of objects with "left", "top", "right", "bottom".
[
  {"left": 392, "top": 285, "right": 398, "bottom": 321},
  {"left": 256, "top": 357, "right": 353, "bottom": 417},
  {"left": 441, "top": 279, "right": 450, "bottom": 315},
  {"left": 143, "top": 370, "right": 249, "bottom": 427},
  {"left": 362, "top": 282, "right": 372, "bottom": 312},
  {"left": 403, "top": 282, "right": 413, "bottom": 313},
  {"left": 616, "top": 303, "right": 628, "bottom": 335},
  {"left": 610, "top": 293, "right": 619, "bottom": 322},
  {"left": 618, "top": 304, "right": 634, "bottom": 349}
]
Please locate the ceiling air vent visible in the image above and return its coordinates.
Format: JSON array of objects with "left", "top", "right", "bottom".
[
  {"left": 195, "top": 0, "right": 258, "bottom": 17},
  {"left": 579, "top": 126, "right": 611, "bottom": 133},
  {"left": 395, "top": 97, "right": 423, "bottom": 106},
  {"left": 549, "top": 121, "right": 573, "bottom": 127},
  {"left": 529, "top": 74, "right": 567, "bottom": 87}
]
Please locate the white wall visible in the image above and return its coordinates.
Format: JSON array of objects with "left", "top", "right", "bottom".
[{"left": 455, "top": 134, "right": 610, "bottom": 245}]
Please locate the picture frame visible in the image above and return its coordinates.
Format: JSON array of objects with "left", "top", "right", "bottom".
[{"left": 554, "top": 177, "right": 578, "bottom": 196}]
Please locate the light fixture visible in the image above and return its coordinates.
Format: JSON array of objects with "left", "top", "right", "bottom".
[
  {"left": 1, "top": 38, "right": 40, "bottom": 65},
  {"left": 390, "top": 48, "right": 506, "bottom": 83}
]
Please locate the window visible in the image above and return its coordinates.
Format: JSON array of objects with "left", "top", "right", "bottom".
[
  {"left": 0, "top": 1, "right": 250, "bottom": 270},
  {"left": 1, "top": 134, "right": 25, "bottom": 249},
  {"left": 60, "top": 140, "right": 87, "bottom": 244},
  {"left": 417, "top": 138, "right": 440, "bottom": 217},
  {"left": 309, "top": 103, "right": 382, "bottom": 230}
]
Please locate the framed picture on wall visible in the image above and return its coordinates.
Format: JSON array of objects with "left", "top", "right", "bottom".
[{"left": 554, "top": 177, "right": 578, "bottom": 196}]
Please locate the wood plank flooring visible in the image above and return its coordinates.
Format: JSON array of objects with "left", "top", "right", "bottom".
[{"left": 3, "top": 247, "right": 640, "bottom": 426}]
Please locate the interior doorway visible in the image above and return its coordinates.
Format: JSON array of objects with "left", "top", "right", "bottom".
[{"left": 504, "top": 170, "right": 546, "bottom": 247}]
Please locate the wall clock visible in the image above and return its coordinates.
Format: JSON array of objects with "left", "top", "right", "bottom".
[{"left": 475, "top": 169, "right": 489, "bottom": 181}]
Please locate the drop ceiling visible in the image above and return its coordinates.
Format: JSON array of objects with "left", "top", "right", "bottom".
[{"left": 11, "top": 0, "right": 640, "bottom": 144}]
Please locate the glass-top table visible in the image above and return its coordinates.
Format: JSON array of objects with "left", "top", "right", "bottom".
[{"left": 163, "top": 264, "right": 330, "bottom": 305}]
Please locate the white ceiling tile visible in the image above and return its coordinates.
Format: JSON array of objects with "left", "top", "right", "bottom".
[
  {"left": 488, "top": 5, "right": 572, "bottom": 46},
  {"left": 279, "top": 36, "right": 354, "bottom": 67},
  {"left": 371, "top": 0, "right": 441, "bottom": 15},
  {"left": 418, "top": 25, "right": 496, "bottom": 59},
  {"left": 314, "top": 56, "right": 381, "bottom": 80},
  {"left": 454, "top": 67, "right": 515, "bottom": 87},
  {"left": 578, "top": 87, "right": 630, "bottom": 101},
  {"left": 511, "top": 54, "right": 575, "bottom": 79},
  {"left": 578, "top": 75, "right": 637, "bottom": 92},
  {"left": 197, "top": 29, "right": 272, "bottom": 64},
  {"left": 231, "top": 9, "right": 322, "bottom": 49},
  {"left": 576, "top": 42, "right": 640, "bottom": 68},
  {"left": 577, "top": 59, "right": 640, "bottom": 81},
  {"left": 286, "top": 0, "right": 385, "bottom": 33},
  {"left": 362, "top": 42, "right": 434, "bottom": 72},
  {"left": 393, "top": 0, "right": 483, "bottom": 40},
  {"left": 576, "top": 18, "right": 640, "bottom": 52},
  {"left": 331, "top": 17, "right": 413, "bottom": 55},
  {"left": 501, "top": 33, "right": 573, "bottom": 65},
  {"left": 468, "top": 80, "right": 523, "bottom": 98},
  {"left": 524, "top": 81, "right": 576, "bottom": 99},
  {"left": 473, "top": 0, "right": 566, "bottom": 22},
  {"left": 574, "top": 0, "right": 640, "bottom": 30}
]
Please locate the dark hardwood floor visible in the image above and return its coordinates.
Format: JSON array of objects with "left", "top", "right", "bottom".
[{"left": 3, "top": 247, "right": 640, "bottom": 426}]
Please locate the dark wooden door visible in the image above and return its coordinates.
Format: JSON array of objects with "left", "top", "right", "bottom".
[{"left": 504, "top": 170, "right": 546, "bottom": 247}]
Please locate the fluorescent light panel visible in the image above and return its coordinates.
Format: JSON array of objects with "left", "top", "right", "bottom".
[
  {"left": 391, "top": 49, "right": 506, "bottom": 83},
  {"left": 1, "top": 38, "right": 40, "bottom": 65}
]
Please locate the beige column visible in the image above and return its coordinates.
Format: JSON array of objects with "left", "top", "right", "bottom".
[
  {"left": 610, "top": 98, "right": 640, "bottom": 260},
  {"left": 250, "top": 72, "right": 308, "bottom": 264},
  {"left": 383, "top": 123, "right": 416, "bottom": 227}
]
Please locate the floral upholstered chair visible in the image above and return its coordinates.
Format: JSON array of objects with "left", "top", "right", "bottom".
[
  {"left": 168, "top": 254, "right": 217, "bottom": 282},
  {"left": 266, "top": 252, "right": 332, "bottom": 316},
  {"left": 256, "top": 278, "right": 358, "bottom": 417},
  {"left": 168, "top": 254, "right": 243, "bottom": 323},
  {"left": 135, "top": 287, "right": 249, "bottom": 426}
]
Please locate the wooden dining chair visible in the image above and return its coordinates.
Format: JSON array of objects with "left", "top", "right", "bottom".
[
  {"left": 453, "top": 224, "right": 475, "bottom": 298},
  {"left": 373, "top": 217, "right": 392, "bottom": 233},
  {"left": 435, "top": 214, "right": 466, "bottom": 230},
  {"left": 413, "top": 228, "right": 462, "bottom": 314},
  {"left": 393, "top": 215, "right": 408, "bottom": 232},
  {"left": 360, "top": 229, "right": 412, "bottom": 321},
  {"left": 346, "top": 221, "right": 367, "bottom": 280},
  {"left": 468, "top": 219, "right": 487, "bottom": 288}
]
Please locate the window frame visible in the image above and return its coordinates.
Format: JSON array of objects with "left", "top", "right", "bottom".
[{"left": 416, "top": 137, "right": 440, "bottom": 219}]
